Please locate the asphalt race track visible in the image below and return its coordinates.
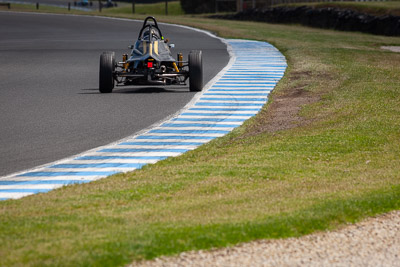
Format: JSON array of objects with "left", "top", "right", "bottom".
[{"left": 0, "top": 12, "right": 229, "bottom": 176}]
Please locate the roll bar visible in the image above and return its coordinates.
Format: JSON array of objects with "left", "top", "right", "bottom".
[{"left": 137, "top": 16, "right": 164, "bottom": 41}]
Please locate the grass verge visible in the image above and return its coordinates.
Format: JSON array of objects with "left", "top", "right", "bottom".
[
  {"left": 280, "top": 1, "right": 400, "bottom": 16},
  {"left": 1, "top": 7, "right": 400, "bottom": 267},
  {"left": 101, "top": 1, "right": 183, "bottom": 16},
  {"left": 0, "top": 1, "right": 183, "bottom": 16}
]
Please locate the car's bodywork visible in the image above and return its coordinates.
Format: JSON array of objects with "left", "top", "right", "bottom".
[
  {"left": 74, "top": 0, "right": 92, "bottom": 6},
  {"left": 99, "top": 16, "right": 203, "bottom": 93}
]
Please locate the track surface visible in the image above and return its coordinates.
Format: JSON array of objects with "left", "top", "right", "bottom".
[{"left": 0, "top": 12, "right": 229, "bottom": 176}]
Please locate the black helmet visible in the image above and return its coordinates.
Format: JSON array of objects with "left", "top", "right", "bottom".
[{"left": 143, "top": 28, "right": 160, "bottom": 41}]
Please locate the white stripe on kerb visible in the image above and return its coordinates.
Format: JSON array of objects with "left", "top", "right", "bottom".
[{"left": 0, "top": 38, "right": 287, "bottom": 200}]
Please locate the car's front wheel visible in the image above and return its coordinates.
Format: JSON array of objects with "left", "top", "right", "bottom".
[
  {"left": 99, "top": 52, "right": 115, "bottom": 93},
  {"left": 188, "top": 50, "right": 203, "bottom": 92}
]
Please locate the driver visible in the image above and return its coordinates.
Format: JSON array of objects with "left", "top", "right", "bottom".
[{"left": 143, "top": 28, "right": 160, "bottom": 41}]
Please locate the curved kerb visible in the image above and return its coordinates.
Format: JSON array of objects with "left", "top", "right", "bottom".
[{"left": 0, "top": 39, "right": 287, "bottom": 201}]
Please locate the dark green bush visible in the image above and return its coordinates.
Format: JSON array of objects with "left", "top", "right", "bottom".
[
  {"left": 180, "top": 0, "right": 236, "bottom": 14},
  {"left": 180, "top": 0, "right": 214, "bottom": 14}
]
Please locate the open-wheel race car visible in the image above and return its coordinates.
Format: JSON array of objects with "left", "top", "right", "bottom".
[{"left": 99, "top": 16, "right": 203, "bottom": 93}]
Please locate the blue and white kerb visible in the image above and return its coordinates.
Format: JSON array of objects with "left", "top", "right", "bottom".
[{"left": 0, "top": 39, "right": 287, "bottom": 200}]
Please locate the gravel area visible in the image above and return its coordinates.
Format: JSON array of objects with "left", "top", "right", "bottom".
[
  {"left": 135, "top": 210, "right": 400, "bottom": 267},
  {"left": 381, "top": 46, "right": 400, "bottom": 53}
]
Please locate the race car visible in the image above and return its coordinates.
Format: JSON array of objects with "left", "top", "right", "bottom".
[
  {"left": 99, "top": 16, "right": 203, "bottom": 93},
  {"left": 74, "top": 0, "right": 92, "bottom": 6}
]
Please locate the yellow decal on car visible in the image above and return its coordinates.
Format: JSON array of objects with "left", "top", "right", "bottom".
[{"left": 154, "top": 41, "right": 159, "bottom": 55}]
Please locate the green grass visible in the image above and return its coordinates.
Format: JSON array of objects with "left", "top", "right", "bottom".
[
  {"left": 1, "top": 7, "right": 400, "bottom": 267},
  {"left": 0, "top": 3, "right": 82, "bottom": 13},
  {"left": 104, "top": 1, "right": 183, "bottom": 16},
  {"left": 0, "top": 1, "right": 183, "bottom": 16},
  {"left": 280, "top": 1, "right": 400, "bottom": 16}
]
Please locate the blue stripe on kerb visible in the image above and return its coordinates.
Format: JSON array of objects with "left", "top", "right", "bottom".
[
  {"left": 224, "top": 76, "right": 279, "bottom": 78},
  {"left": 236, "top": 59, "right": 282, "bottom": 60},
  {"left": 181, "top": 113, "right": 255, "bottom": 116},
  {"left": 18, "top": 171, "right": 118, "bottom": 177},
  {"left": 119, "top": 141, "right": 204, "bottom": 146},
  {"left": 50, "top": 163, "right": 146, "bottom": 169},
  {"left": 149, "top": 129, "right": 230, "bottom": 134},
  {"left": 195, "top": 103, "right": 264, "bottom": 107},
  {"left": 77, "top": 156, "right": 167, "bottom": 160},
  {"left": 208, "top": 89, "right": 271, "bottom": 92},
  {"left": 200, "top": 98, "right": 267, "bottom": 102},
  {"left": 219, "top": 78, "right": 279, "bottom": 80},
  {"left": 0, "top": 189, "right": 52, "bottom": 193},
  {"left": 212, "top": 85, "right": 274, "bottom": 88},
  {"left": 225, "top": 73, "right": 283, "bottom": 75},
  {"left": 136, "top": 135, "right": 216, "bottom": 140},
  {"left": 221, "top": 77, "right": 282, "bottom": 80},
  {"left": 0, "top": 39, "right": 286, "bottom": 200},
  {"left": 161, "top": 123, "right": 239, "bottom": 128},
  {"left": 173, "top": 118, "right": 246, "bottom": 122},
  {"left": 189, "top": 108, "right": 260, "bottom": 111},
  {"left": 100, "top": 148, "right": 188, "bottom": 153},
  {"left": 232, "top": 65, "right": 286, "bottom": 68},
  {"left": 204, "top": 93, "right": 269, "bottom": 96},
  {"left": 236, "top": 59, "right": 280, "bottom": 61},
  {"left": 226, "top": 70, "right": 283, "bottom": 73},
  {"left": 215, "top": 82, "right": 275, "bottom": 84},
  {"left": 0, "top": 180, "right": 90, "bottom": 186}
]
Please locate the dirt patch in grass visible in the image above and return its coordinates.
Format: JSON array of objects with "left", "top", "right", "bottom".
[
  {"left": 243, "top": 71, "right": 320, "bottom": 137},
  {"left": 381, "top": 46, "right": 400, "bottom": 53}
]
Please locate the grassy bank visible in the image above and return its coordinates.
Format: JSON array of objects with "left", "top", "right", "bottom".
[
  {"left": 0, "top": 1, "right": 183, "bottom": 16},
  {"left": 104, "top": 1, "right": 183, "bottom": 16},
  {"left": 280, "top": 1, "right": 400, "bottom": 16},
  {"left": 1, "top": 7, "right": 400, "bottom": 267}
]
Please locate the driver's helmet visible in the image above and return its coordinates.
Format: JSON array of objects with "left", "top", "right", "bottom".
[{"left": 143, "top": 28, "right": 160, "bottom": 41}]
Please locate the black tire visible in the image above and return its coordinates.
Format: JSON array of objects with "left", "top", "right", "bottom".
[
  {"left": 99, "top": 52, "right": 115, "bottom": 93},
  {"left": 188, "top": 50, "right": 203, "bottom": 92}
]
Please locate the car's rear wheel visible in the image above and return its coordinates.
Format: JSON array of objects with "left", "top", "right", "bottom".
[
  {"left": 188, "top": 50, "right": 203, "bottom": 92},
  {"left": 99, "top": 52, "right": 115, "bottom": 93}
]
